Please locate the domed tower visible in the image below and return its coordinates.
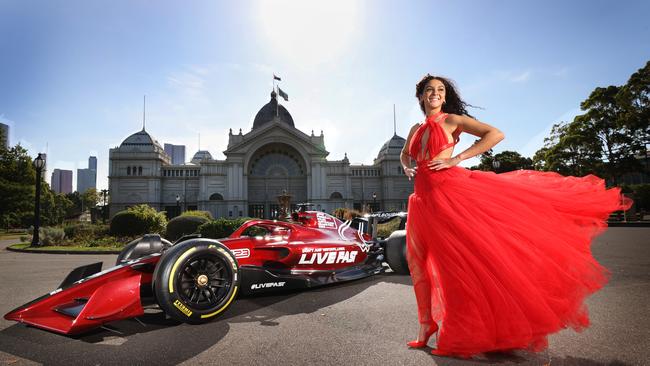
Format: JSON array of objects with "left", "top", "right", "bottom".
[
  {"left": 373, "top": 132, "right": 410, "bottom": 211},
  {"left": 252, "top": 90, "right": 295, "bottom": 130},
  {"left": 374, "top": 134, "right": 406, "bottom": 164},
  {"left": 108, "top": 128, "right": 170, "bottom": 216}
]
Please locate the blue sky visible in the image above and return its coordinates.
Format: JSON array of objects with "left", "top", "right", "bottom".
[{"left": 1, "top": 0, "right": 649, "bottom": 191}]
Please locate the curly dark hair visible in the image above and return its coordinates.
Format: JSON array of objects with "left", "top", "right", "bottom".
[{"left": 415, "top": 74, "right": 474, "bottom": 117}]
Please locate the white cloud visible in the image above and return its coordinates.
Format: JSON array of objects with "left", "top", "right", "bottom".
[{"left": 510, "top": 70, "right": 531, "bottom": 83}]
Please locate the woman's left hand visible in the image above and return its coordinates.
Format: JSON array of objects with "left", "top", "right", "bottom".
[{"left": 427, "top": 157, "right": 461, "bottom": 171}]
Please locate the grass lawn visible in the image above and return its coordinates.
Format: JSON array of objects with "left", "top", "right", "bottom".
[
  {"left": 8, "top": 243, "right": 121, "bottom": 253},
  {"left": 0, "top": 233, "right": 25, "bottom": 240}
]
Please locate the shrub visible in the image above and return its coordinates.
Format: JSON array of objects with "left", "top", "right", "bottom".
[
  {"left": 198, "top": 217, "right": 252, "bottom": 239},
  {"left": 63, "top": 223, "right": 95, "bottom": 240},
  {"left": 377, "top": 217, "right": 401, "bottom": 238},
  {"left": 39, "top": 227, "right": 65, "bottom": 246},
  {"left": 181, "top": 210, "right": 213, "bottom": 220},
  {"left": 166, "top": 215, "right": 209, "bottom": 241},
  {"left": 332, "top": 208, "right": 362, "bottom": 220},
  {"left": 110, "top": 204, "right": 167, "bottom": 236}
]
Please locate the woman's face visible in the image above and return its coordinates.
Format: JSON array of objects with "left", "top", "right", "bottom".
[{"left": 421, "top": 78, "right": 446, "bottom": 112}]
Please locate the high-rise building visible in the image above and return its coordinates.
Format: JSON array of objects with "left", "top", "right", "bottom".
[
  {"left": 0, "top": 122, "right": 8, "bottom": 148},
  {"left": 77, "top": 156, "right": 97, "bottom": 193},
  {"left": 164, "top": 143, "right": 186, "bottom": 165},
  {"left": 77, "top": 169, "right": 96, "bottom": 193},
  {"left": 51, "top": 169, "right": 73, "bottom": 194},
  {"left": 88, "top": 156, "right": 97, "bottom": 170}
]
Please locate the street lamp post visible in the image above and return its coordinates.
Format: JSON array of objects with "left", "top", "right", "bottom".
[
  {"left": 372, "top": 192, "right": 377, "bottom": 213},
  {"left": 100, "top": 189, "right": 109, "bottom": 223},
  {"left": 31, "top": 153, "right": 45, "bottom": 247}
]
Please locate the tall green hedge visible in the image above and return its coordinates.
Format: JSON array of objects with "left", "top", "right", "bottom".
[
  {"left": 180, "top": 210, "right": 213, "bottom": 220},
  {"left": 110, "top": 204, "right": 167, "bottom": 236},
  {"left": 166, "top": 215, "right": 209, "bottom": 241},
  {"left": 198, "top": 217, "right": 253, "bottom": 239}
]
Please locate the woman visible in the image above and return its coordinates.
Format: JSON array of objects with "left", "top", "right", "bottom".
[{"left": 401, "top": 74, "right": 632, "bottom": 357}]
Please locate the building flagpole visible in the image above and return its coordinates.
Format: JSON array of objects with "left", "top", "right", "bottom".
[
  {"left": 275, "top": 74, "right": 279, "bottom": 117},
  {"left": 143, "top": 95, "right": 146, "bottom": 131},
  {"left": 393, "top": 104, "right": 396, "bottom": 136}
]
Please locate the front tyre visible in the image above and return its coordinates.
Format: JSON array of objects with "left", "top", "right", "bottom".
[{"left": 153, "top": 240, "right": 240, "bottom": 324}]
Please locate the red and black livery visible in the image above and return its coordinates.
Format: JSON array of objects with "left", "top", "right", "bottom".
[{"left": 5, "top": 210, "right": 408, "bottom": 335}]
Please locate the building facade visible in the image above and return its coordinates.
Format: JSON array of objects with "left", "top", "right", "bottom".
[
  {"left": 51, "top": 169, "right": 73, "bottom": 194},
  {"left": 108, "top": 90, "right": 413, "bottom": 218}
]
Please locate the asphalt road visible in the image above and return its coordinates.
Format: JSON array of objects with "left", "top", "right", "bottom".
[{"left": 0, "top": 228, "right": 648, "bottom": 366}]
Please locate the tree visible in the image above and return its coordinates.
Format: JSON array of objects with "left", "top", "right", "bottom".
[
  {"left": 471, "top": 148, "right": 494, "bottom": 171},
  {"left": 0, "top": 143, "right": 36, "bottom": 229},
  {"left": 579, "top": 85, "right": 641, "bottom": 183},
  {"left": 470, "top": 148, "right": 532, "bottom": 172},
  {"left": 533, "top": 61, "right": 649, "bottom": 183},
  {"left": 533, "top": 120, "right": 602, "bottom": 176},
  {"left": 65, "top": 191, "right": 83, "bottom": 217},
  {"left": 492, "top": 151, "right": 533, "bottom": 173},
  {"left": 617, "top": 60, "right": 650, "bottom": 171},
  {"left": 81, "top": 188, "right": 99, "bottom": 212}
]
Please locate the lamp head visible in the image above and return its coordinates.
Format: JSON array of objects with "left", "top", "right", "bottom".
[{"left": 33, "top": 153, "right": 45, "bottom": 170}]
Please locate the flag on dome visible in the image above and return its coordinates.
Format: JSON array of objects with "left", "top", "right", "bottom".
[
  {"left": 278, "top": 86, "right": 289, "bottom": 102},
  {"left": 278, "top": 87, "right": 288, "bottom": 101},
  {"left": 273, "top": 74, "right": 281, "bottom": 81}
]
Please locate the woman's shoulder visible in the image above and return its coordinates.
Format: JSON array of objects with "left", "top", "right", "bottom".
[{"left": 443, "top": 113, "right": 465, "bottom": 126}]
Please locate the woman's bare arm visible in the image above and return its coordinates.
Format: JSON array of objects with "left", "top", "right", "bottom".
[
  {"left": 400, "top": 123, "right": 421, "bottom": 180},
  {"left": 450, "top": 114, "right": 504, "bottom": 162},
  {"left": 428, "top": 114, "right": 504, "bottom": 171}
]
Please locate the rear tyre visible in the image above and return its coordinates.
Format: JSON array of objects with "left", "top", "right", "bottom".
[
  {"left": 385, "top": 230, "right": 410, "bottom": 275},
  {"left": 153, "top": 239, "right": 240, "bottom": 324}
]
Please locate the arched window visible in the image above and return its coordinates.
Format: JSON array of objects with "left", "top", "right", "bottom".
[
  {"left": 127, "top": 166, "right": 131, "bottom": 175},
  {"left": 329, "top": 192, "right": 343, "bottom": 200},
  {"left": 138, "top": 166, "right": 143, "bottom": 175},
  {"left": 209, "top": 193, "right": 224, "bottom": 200}
]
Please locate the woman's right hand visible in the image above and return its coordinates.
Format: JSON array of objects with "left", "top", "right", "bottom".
[{"left": 403, "top": 166, "right": 417, "bottom": 181}]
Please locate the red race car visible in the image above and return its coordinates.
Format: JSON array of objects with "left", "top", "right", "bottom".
[{"left": 5, "top": 210, "right": 408, "bottom": 335}]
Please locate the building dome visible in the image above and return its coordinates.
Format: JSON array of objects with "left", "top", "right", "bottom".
[
  {"left": 119, "top": 129, "right": 164, "bottom": 151},
  {"left": 252, "top": 91, "right": 294, "bottom": 130},
  {"left": 376, "top": 134, "right": 406, "bottom": 160},
  {"left": 191, "top": 150, "right": 213, "bottom": 164}
]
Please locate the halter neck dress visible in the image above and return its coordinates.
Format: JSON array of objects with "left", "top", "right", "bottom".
[{"left": 404, "top": 111, "right": 632, "bottom": 356}]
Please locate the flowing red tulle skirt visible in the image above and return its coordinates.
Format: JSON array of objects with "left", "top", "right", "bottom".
[{"left": 406, "top": 165, "right": 632, "bottom": 356}]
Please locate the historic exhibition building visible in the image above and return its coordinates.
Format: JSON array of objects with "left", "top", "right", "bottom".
[{"left": 108, "top": 90, "right": 413, "bottom": 219}]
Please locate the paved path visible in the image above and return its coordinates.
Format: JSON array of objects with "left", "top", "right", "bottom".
[{"left": 0, "top": 228, "right": 648, "bottom": 366}]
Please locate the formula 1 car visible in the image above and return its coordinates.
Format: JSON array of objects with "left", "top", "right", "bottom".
[{"left": 4, "top": 210, "right": 408, "bottom": 335}]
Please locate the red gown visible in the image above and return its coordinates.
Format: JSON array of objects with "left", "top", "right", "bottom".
[{"left": 406, "top": 111, "right": 632, "bottom": 356}]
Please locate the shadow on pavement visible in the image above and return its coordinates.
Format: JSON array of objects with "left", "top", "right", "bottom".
[
  {"left": 423, "top": 349, "right": 635, "bottom": 366},
  {"left": 0, "top": 273, "right": 411, "bottom": 365}
]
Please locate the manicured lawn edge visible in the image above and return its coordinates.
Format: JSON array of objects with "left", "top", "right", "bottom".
[{"left": 7, "top": 243, "right": 121, "bottom": 254}]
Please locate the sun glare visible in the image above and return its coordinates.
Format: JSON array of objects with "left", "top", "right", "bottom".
[{"left": 257, "top": 0, "right": 362, "bottom": 68}]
